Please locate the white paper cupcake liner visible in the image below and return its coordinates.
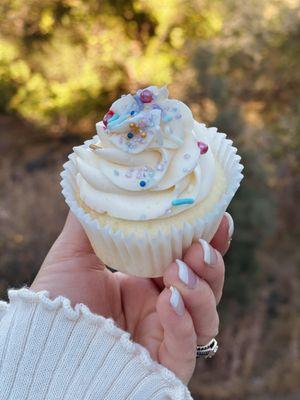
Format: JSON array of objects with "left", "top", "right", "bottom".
[{"left": 61, "top": 128, "right": 243, "bottom": 277}]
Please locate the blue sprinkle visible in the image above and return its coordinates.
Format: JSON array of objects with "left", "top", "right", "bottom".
[
  {"left": 127, "top": 132, "right": 134, "bottom": 139},
  {"left": 107, "top": 115, "right": 121, "bottom": 128},
  {"left": 112, "top": 113, "right": 127, "bottom": 125},
  {"left": 162, "top": 115, "right": 172, "bottom": 122},
  {"left": 171, "top": 198, "right": 195, "bottom": 206},
  {"left": 107, "top": 112, "right": 119, "bottom": 123},
  {"left": 139, "top": 180, "right": 146, "bottom": 187},
  {"left": 130, "top": 110, "right": 135, "bottom": 115}
]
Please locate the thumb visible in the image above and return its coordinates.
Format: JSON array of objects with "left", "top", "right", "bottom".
[
  {"left": 60, "top": 211, "right": 92, "bottom": 251},
  {"left": 42, "top": 211, "right": 94, "bottom": 266},
  {"left": 156, "top": 287, "right": 197, "bottom": 384}
]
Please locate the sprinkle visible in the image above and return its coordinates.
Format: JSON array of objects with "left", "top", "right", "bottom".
[
  {"left": 140, "top": 89, "right": 153, "bottom": 103},
  {"left": 89, "top": 143, "right": 102, "bottom": 150},
  {"left": 107, "top": 112, "right": 119, "bottom": 124},
  {"left": 103, "top": 110, "right": 114, "bottom": 127},
  {"left": 140, "top": 132, "right": 147, "bottom": 138},
  {"left": 112, "top": 113, "right": 127, "bottom": 125},
  {"left": 197, "top": 141, "right": 209, "bottom": 155},
  {"left": 182, "top": 168, "right": 188, "bottom": 173},
  {"left": 139, "top": 180, "right": 146, "bottom": 187},
  {"left": 156, "top": 163, "right": 164, "bottom": 171},
  {"left": 130, "top": 110, "right": 135, "bottom": 115},
  {"left": 172, "top": 198, "right": 195, "bottom": 206},
  {"left": 175, "top": 114, "right": 182, "bottom": 119},
  {"left": 153, "top": 104, "right": 162, "bottom": 110},
  {"left": 127, "top": 132, "right": 134, "bottom": 139},
  {"left": 125, "top": 172, "right": 132, "bottom": 178},
  {"left": 162, "top": 115, "right": 172, "bottom": 122},
  {"left": 129, "top": 123, "right": 140, "bottom": 134},
  {"left": 183, "top": 153, "right": 191, "bottom": 159}
]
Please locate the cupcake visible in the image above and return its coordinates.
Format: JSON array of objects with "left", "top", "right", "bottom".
[{"left": 61, "top": 86, "right": 243, "bottom": 277}]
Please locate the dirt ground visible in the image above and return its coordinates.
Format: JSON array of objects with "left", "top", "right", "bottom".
[{"left": 0, "top": 115, "right": 80, "bottom": 296}]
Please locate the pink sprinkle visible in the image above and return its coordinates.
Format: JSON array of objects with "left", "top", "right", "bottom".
[
  {"left": 103, "top": 110, "right": 114, "bottom": 127},
  {"left": 140, "top": 89, "right": 153, "bottom": 103},
  {"left": 197, "top": 141, "right": 208, "bottom": 155}
]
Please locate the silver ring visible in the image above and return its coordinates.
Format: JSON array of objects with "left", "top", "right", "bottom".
[{"left": 196, "top": 338, "right": 218, "bottom": 359}]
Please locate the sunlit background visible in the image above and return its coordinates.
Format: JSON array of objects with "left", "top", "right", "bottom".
[{"left": 0, "top": 0, "right": 299, "bottom": 398}]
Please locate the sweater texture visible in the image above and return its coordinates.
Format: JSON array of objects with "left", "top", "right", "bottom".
[{"left": 0, "top": 288, "right": 192, "bottom": 400}]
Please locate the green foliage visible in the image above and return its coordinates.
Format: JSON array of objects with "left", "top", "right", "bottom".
[{"left": 0, "top": 0, "right": 222, "bottom": 133}]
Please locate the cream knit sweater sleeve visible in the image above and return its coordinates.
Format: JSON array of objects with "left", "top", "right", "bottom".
[{"left": 0, "top": 288, "right": 193, "bottom": 400}]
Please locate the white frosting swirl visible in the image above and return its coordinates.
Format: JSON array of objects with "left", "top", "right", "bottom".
[{"left": 74, "top": 86, "right": 216, "bottom": 221}]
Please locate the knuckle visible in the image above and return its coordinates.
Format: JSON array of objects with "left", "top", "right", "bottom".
[
  {"left": 194, "top": 281, "right": 216, "bottom": 305},
  {"left": 196, "top": 309, "right": 220, "bottom": 340},
  {"left": 175, "top": 318, "right": 196, "bottom": 342},
  {"left": 213, "top": 327, "right": 219, "bottom": 337}
]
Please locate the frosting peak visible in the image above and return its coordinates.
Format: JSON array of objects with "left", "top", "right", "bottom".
[
  {"left": 74, "top": 86, "right": 216, "bottom": 221},
  {"left": 97, "top": 86, "right": 193, "bottom": 155}
]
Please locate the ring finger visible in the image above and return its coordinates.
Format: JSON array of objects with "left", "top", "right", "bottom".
[{"left": 163, "top": 259, "right": 219, "bottom": 345}]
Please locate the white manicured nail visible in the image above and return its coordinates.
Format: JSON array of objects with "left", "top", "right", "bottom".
[
  {"left": 225, "top": 212, "right": 234, "bottom": 238},
  {"left": 199, "top": 239, "right": 218, "bottom": 266},
  {"left": 170, "top": 286, "right": 185, "bottom": 316},
  {"left": 176, "top": 259, "right": 197, "bottom": 288}
]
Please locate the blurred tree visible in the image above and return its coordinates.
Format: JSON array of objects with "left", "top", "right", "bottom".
[{"left": 0, "top": 0, "right": 223, "bottom": 134}]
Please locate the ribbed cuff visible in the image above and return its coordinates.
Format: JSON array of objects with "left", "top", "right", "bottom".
[
  {"left": 0, "top": 288, "right": 192, "bottom": 400},
  {"left": 0, "top": 301, "right": 8, "bottom": 322}
]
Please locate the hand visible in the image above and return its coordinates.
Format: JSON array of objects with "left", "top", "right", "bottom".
[{"left": 31, "top": 211, "right": 233, "bottom": 384}]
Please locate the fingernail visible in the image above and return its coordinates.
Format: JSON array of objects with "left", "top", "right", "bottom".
[
  {"left": 170, "top": 286, "right": 185, "bottom": 316},
  {"left": 225, "top": 212, "right": 234, "bottom": 238},
  {"left": 176, "top": 259, "right": 197, "bottom": 289},
  {"left": 199, "top": 239, "right": 218, "bottom": 266}
]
